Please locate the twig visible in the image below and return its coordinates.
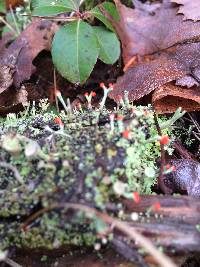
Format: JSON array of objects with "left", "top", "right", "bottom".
[
  {"left": 192, "top": 131, "right": 200, "bottom": 142},
  {"left": 173, "top": 141, "right": 194, "bottom": 160},
  {"left": 188, "top": 113, "right": 200, "bottom": 133},
  {"left": 21, "top": 14, "right": 77, "bottom": 21},
  {"left": 0, "top": 162, "right": 23, "bottom": 184},
  {"left": 22, "top": 203, "right": 177, "bottom": 267},
  {"left": 4, "top": 258, "right": 22, "bottom": 267},
  {"left": 112, "top": 237, "right": 150, "bottom": 267},
  {"left": 53, "top": 68, "right": 59, "bottom": 112}
]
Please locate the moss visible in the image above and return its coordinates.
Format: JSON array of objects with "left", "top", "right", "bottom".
[{"left": 0, "top": 103, "right": 174, "bottom": 251}]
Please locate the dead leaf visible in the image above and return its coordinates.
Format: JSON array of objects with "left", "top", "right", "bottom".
[
  {"left": 0, "top": 33, "right": 13, "bottom": 56},
  {"left": 107, "top": 0, "right": 200, "bottom": 64},
  {"left": 175, "top": 75, "right": 199, "bottom": 88},
  {"left": 171, "top": 0, "right": 200, "bottom": 21},
  {"left": 0, "top": 19, "right": 58, "bottom": 92},
  {"left": 103, "top": 0, "right": 200, "bottom": 106},
  {"left": 0, "top": 86, "right": 28, "bottom": 115},
  {"left": 110, "top": 42, "right": 200, "bottom": 102},
  {"left": 166, "top": 159, "right": 200, "bottom": 197},
  {"left": 6, "top": 0, "right": 24, "bottom": 9},
  {"left": 152, "top": 83, "right": 200, "bottom": 114},
  {"left": 110, "top": 54, "right": 188, "bottom": 101}
]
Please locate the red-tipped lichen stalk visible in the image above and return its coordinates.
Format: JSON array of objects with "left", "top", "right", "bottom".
[
  {"left": 55, "top": 90, "right": 70, "bottom": 114},
  {"left": 84, "top": 91, "right": 96, "bottom": 109},
  {"left": 99, "top": 83, "right": 113, "bottom": 110},
  {"left": 109, "top": 113, "right": 115, "bottom": 133}
]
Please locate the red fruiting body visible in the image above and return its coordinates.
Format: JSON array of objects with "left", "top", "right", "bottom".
[
  {"left": 108, "top": 83, "right": 114, "bottom": 90},
  {"left": 133, "top": 192, "right": 140, "bottom": 203},
  {"left": 131, "top": 108, "right": 135, "bottom": 114},
  {"left": 116, "top": 95, "right": 122, "bottom": 101},
  {"left": 117, "top": 115, "right": 124, "bottom": 121},
  {"left": 54, "top": 117, "right": 64, "bottom": 126},
  {"left": 109, "top": 113, "right": 115, "bottom": 120},
  {"left": 100, "top": 82, "right": 106, "bottom": 89},
  {"left": 122, "top": 129, "right": 131, "bottom": 139},
  {"left": 55, "top": 89, "right": 61, "bottom": 97},
  {"left": 84, "top": 92, "right": 89, "bottom": 97},
  {"left": 91, "top": 91, "right": 96, "bottom": 97},
  {"left": 165, "top": 164, "right": 171, "bottom": 170},
  {"left": 165, "top": 164, "right": 176, "bottom": 172},
  {"left": 159, "top": 135, "right": 170, "bottom": 145},
  {"left": 153, "top": 202, "right": 161, "bottom": 211},
  {"left": 171, "top": 165, "right": 176, "bottom": 171},
  {"left": 143, "top": 109, "right": 148, "bottom": 116}
]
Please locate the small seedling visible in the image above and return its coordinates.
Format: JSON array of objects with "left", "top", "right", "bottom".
[{"left": 30, "top": 0, "right": 121, "bottom": 84}]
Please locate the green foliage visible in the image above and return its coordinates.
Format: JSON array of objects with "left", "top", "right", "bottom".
[
  {"left": 31, "top": 0, "right": 80, "bottom": 16},
  {"left": 0, "top": 0, "right": 6, "bottom": 13},
  {"left": 90, "top": 2, "right": 120, "bottom": 32},
  {"left": 30, "top": 0, "right": 121, "bottom": 84},
  {"left": 1, "top": 2, "right": 31, "bottom": 37},
  {"left": 52, "top": 20, "right": 99, "bottom": 84},
  {"left": 93, "top": 26, "right": 120, "bottom": 64}
]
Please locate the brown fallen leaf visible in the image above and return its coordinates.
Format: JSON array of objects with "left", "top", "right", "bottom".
[
  {"left": 166, "top": 159, "right": 200, "bottom": 197},
  {"left": 110, "top": 54, "right": 188, "bottom": 102},
  {"left": 171, "top": 0, "right": 200, "bottom": 21},
  {"left": 0, "top": 82, "right": 42, "bottom": 115},
  {"left": 0, "top": 19, "right": 58, "bottom": 92},
  {"left": 6, "top": 0, "right": 24, "bottom": 9},
  {"left": 0, "top": 33, "right": 13, "bottom": 56},
  {"left": 175, "top": 75, "right": 199, "bottom": 88},
  {"left": 102, "top": 0, "right": 200, "bottom": 107},
  {"left": 152, "top": 83, "right": 200, "bottom": 114},
  {"left": 110, "top": 42, "right": 200, "bottom": 102},
  {"left": 0, "top": 86, "right": 28, "bottom": 115},
  {"left": 106, "top": 0, "right": 200, "bottom": 64}
]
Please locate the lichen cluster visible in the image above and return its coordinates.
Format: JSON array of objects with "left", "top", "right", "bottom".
[{"left": 0, "top": 103, "right": 172, "bottom": 251}]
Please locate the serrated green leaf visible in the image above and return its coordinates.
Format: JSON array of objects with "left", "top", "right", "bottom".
[
  {"left": 52, "top": 20, "right": 99, "bottom": 84},
  {"left": 0, "top": 0, "right": 6, "bottom": 13},
  {"left": 94, "top": 26, "right": 120, "bottom": 65},
  {"left": 31, "top": 0, "right": 78, "bottom": 16},
  {"left": 90, "top": 2, "right": 120, "bottom": 32}
]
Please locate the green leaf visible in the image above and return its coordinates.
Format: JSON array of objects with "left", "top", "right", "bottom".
[
  {"left": 52, "top": 20, "right": 99, "bottom": 84},
  {"left": 90, "top": 2, "right": 120, "bottom": 32},
  {"left": 94, "top": 26, "right": 120, "bottom": 65},
  {"left": 31, "top": 0, "right": 79, "bottom": 16},
  {"left": 0, "top": 0, "right": 6, "bottom": 13}
]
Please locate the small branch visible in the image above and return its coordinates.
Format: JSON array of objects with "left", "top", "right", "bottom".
[
  {"left": 112, "top": 237, "right": 149, "bottom": 267},
  {"left": 21, "top": 14, "right": 77, "bottom": 21},
  {"left": 22, "top": 203, "right": 177, "bottom": 267},
  {"left": 173, "top": 141, "right": 194, "bottom": 160},
  {"left": 53, "top": 68, "right": 59, "bottom": 112},
  {"left": 4, "top": 258, "right": 23, "bottom": 267}
]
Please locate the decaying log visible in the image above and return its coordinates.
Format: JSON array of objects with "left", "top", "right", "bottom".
[{"left": 121, "top": 195, "right": 200, "bottom": 252}]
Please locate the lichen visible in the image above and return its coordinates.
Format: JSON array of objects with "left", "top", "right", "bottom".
[{"left": 0, "top": 103, "right": 174, "bottom": 250}]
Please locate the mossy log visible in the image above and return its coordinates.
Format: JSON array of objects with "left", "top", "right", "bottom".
[{"left": 0, "top": 105, "right": 196, "bottom": 261}]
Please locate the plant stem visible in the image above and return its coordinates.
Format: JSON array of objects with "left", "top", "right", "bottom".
[
  {"left": 0, "top": 16, "right": 18, "bottom": 36},
  {"left": 9, "top": 4, "right": 20, "bottom": 36}
]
